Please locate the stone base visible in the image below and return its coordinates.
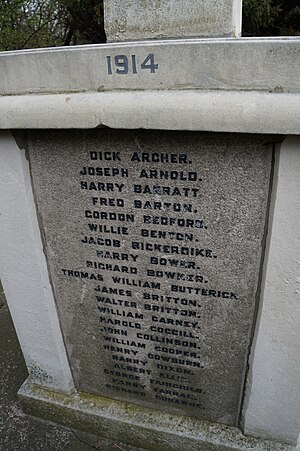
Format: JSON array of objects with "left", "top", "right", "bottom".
[{"left": 18, "top": 378, "right": 296, "bottom": 451}]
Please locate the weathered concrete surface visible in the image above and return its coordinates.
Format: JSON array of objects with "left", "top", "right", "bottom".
[
  {"left": 0, "top": 131, "right": 74, "bottom": 393},
  {"left": 19, "top": 378, "right": 298, "bottom": 451},
  {"left": 0, "top": 293, "right": 143, "bottom": 450},
  {"left": 0, "top": 91, "right": 299, "bottom": 134},
  {"left": 1, "top": 277, "right": 298, "bottom": 450},
  {"left": 104, "top": 0, "right": 242, "bottom": 41},
  {"left": 0, "top": 38, "right": 299, "bottom": 133},
  {"left": 1, "top": 256, "right": 297, "bottom": 451},
  {"left": 243, "top": 136, "right": 300, "bottom": 445},
  {"left": 29, "top": 129, "right": 272, "bottom": 426},
  {"left": 0, "top": 39, "right": 299, "bottom": 95}
]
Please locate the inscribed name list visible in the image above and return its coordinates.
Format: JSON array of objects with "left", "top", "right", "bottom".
[{"left": 28, "top": 130, "right": 272, "bottom": 426}]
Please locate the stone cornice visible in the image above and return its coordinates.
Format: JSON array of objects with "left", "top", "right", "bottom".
[{"left": 0, "top": 37, "right": 299, "bottom": 133}]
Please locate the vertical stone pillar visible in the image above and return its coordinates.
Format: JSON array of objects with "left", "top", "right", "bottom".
[
  {"left": 0, "top": 132, "right": 74, "bottom": 394},
  {"left": 104, "top": 0, "right": 242, "bottom": 42},
  {"left": 242, "top": 137, "right": 300, "bottom": 445}
]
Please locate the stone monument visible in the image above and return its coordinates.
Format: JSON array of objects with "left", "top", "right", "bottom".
[{"left": 0, "top": 1, "right": 299, "bottom": 450}]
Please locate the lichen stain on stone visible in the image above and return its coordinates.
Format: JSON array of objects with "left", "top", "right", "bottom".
[
  {"left": 273, "top": 86, "right": 284, "bottom": 93},
  {"left": 19, "top": 380, "right": 296, "bottom": 451},
  {"left": 28, "top": 362, "right": 54, "bottom": 386}
]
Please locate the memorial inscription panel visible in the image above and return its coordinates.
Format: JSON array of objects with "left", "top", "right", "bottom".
[{"left": 29, "top": 130, "right": 272, "bottom": 426}]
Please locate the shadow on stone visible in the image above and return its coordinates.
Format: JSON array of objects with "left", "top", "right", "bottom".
[{"left": 0, "top": 288, "right": 144, "bottom": 451}]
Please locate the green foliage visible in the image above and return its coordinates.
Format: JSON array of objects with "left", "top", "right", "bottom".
[
  {"left": 243, "top": 0, "right": 300, "bottom": 36},
  {"left": 0, "top": 0, "right": 66, "bottom": 50},
  {"left": 62, "top": 0, "right": 106, "bottom": 45},
  {"left": 0, "top": 0, "right": 105, "bottom": 51}
]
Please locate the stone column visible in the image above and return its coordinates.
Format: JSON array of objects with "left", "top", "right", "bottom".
[
  {"left": 242, "top": 137, "right": 300, "bottom": 445},
  {"left": 0, "top": 132, "right": 74, "bottom": 394},
  {"left": 104, "top": 0, "right": 242, "bottom": 42}
]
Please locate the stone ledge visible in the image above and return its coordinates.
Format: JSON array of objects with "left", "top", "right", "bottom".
[
  {"left": 0, "top": 90, "right": 299, "bottom": 134},
  {"left": 18, "top": 378, "right": 297, "bottom": 451},
  {"left": 0, "top": 38, "right": 299, "bottom": 96}
]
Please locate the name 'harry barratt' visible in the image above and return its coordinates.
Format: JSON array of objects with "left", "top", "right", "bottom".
[
  {"left": 80, "top": 181, "right": 199, "bottom": 197},
  {"left": 133, "top": 185, "right": 199, "bottom": 197}
]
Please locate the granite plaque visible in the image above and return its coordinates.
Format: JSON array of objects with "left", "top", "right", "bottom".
[{"left": 29, "top": 130, "right": 272, "bottom": 426}]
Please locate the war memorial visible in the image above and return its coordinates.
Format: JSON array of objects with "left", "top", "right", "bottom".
[{"left": 0, "top": 0, "right": 299, "bottom": 449}]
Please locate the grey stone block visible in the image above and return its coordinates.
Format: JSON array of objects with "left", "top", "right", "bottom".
[
  {"left": 104, "top": 0, "right": 242, "bottom": 41},
  {"left": 28, "top": 130, "right": 272, "bottom": 427}
]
